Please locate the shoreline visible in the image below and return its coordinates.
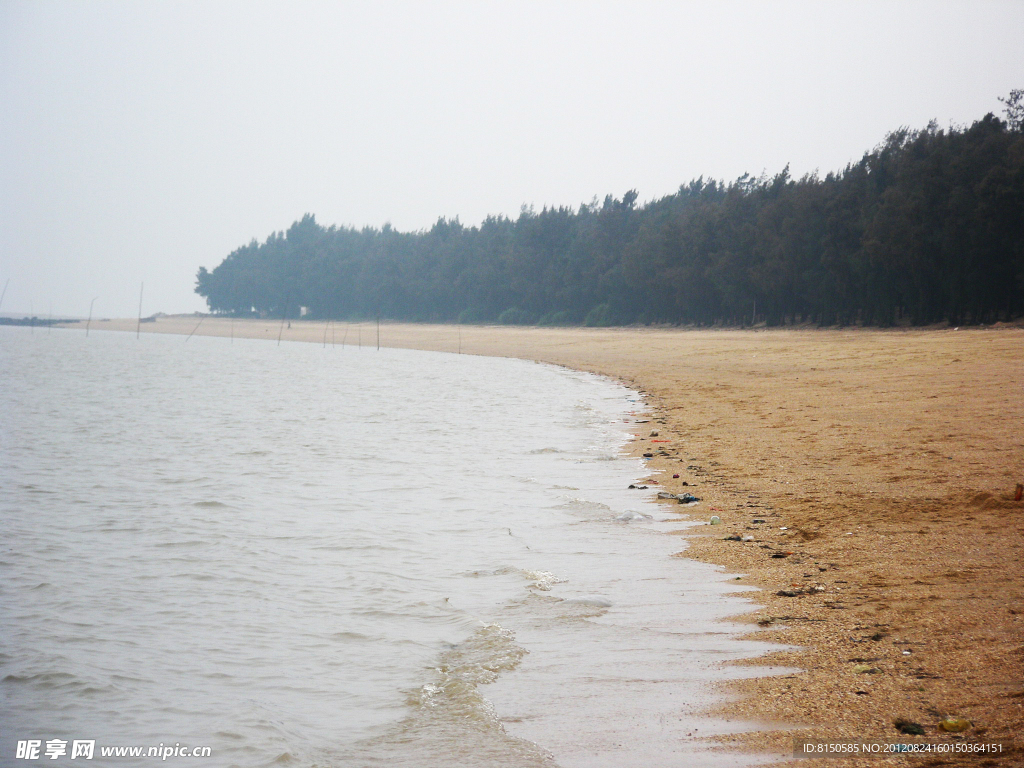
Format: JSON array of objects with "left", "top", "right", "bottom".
[{"left": 57, "top": 318, "right": 1024, "bottom": 765}]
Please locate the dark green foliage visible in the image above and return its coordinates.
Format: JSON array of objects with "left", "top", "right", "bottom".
[
  {"left": 457, "top": 307, "right": 491, "bottom": 324},
  {"left": 497, "top": 307, "right": 536, "bottom": 325},
  {"left": 196, "top": 110, "right": 1024, "bottom": 327},
  {"left": 537, "top": 310, "right": 577, "bottom": 326},
  {"left": 583, "top": 303, "right": 617, "bottom": 327}
]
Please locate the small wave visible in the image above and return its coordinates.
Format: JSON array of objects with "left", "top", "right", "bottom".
[
  {"left": 193, "top": 500, "right": 230, "bottom": 508},
  {"left": 562, "top": 596, "right": 613, "bottom": 608},
  {"left": 558, "top": 498, "right": 612, "bottom": 513},
  {"left": 4, "top": 671, "right": 85, "bottom": 691},
  {"left": 460, "top": 565, "right": 518, "bottom": 578},
  {"left": 614, "top": 510, "right": 653, "bottom": 523},
  {"left": 348, "top": 620, "right": 555, "bottom": 766},
  {"left": 408, "top": 624, "right": 526, "bottom": 712},
  {"left": 521, "top": 569, "right": 567, "bottom": 591},
  {"left": 329, "top": 631, "right": 372, "bottom": 642},
  {"left": 502, "top": 592, "right": 612, "bottom": 620},
  {"left": 153, "top": 540, "right": 209, "bottom": 548},
  {"left": 21, "top": 485, "right": 56, "bottom": 494}
]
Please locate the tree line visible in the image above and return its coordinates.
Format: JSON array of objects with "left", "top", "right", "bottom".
[{"left": 196, "top": 107, "right": 1024, "bottom": 327}]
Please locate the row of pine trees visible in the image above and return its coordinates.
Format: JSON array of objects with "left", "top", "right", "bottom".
[{"left": 196, "top": 110, "right": 1024, "bottom": 327}]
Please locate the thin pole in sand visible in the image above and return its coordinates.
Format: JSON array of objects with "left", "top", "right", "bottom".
[
  {"left": 322, "top": 318, "right": 329, "bottom": 348},
  {"left": 136, "top": 282, "right": 144, "bottom": 339},
  {"left": 458, "top": 325, "right": 462, "bottom": 354},
  {"left": 0, "top": 278, "right": 9, "bottom": 313},
  {"left": 341, "top": 323, "right": 348, "bottom": 349},
  {"left": 185, "top": 314, "right": 205, "bottom": 341},
  {"left": 277, "top": 303, "right": 288, "bottom": 346},
  {"left": 86, "top": 297, "right": 98, "bottom": 337},
  {"left": 376, "top": 315, "right": 380, "bottom": 351},
  {"left": 358, "top": 324, "right": 361, "bottom": 349},
  {"left": 331, "top": 320, "right": 336, "bottom": 349}
]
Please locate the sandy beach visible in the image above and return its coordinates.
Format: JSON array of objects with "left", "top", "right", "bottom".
[{"left": 75, "top": 317, "right": 1023, "bottom": 765}]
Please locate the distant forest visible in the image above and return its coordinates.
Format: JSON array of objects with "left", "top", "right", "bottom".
[{"left": 197, "top": 104, "right": 1024, "bottom": 327}]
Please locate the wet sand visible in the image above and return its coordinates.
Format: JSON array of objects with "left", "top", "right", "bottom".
[{"left": 76, "top": 317, "right": 1024, "bottom": 765}]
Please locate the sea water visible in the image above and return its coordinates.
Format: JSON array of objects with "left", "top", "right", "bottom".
[{"left": 0, "top": 326, "right": 780, "bottom": 767}]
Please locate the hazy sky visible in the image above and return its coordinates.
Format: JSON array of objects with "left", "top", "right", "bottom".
[{"left": 1, "top": 1, "right": 1022, "bottom": 317}]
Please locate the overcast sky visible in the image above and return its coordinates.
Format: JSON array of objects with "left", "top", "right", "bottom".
[{"left": 1, "top": 1, "right": 1022, "bottom": 317}]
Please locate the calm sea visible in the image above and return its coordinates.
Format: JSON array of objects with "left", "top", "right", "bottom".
[{"left": 0, "top": 326, "right": 778, "bottom": 767}]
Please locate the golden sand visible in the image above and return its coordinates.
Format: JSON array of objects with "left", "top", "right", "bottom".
[{"left": 80, "top": 317, "right": 1024, "bottom": 765}]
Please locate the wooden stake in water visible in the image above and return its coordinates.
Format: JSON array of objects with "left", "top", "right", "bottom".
[
  {"left": 86, "top": 297, "right": 98, "bottom": 337},
  {"left": 186, "top": 314, "right": 205, "bottom": 341},
  {"left": 376, "top": 315, "right": 380, "bottom": 351},
  {"left": 136, "top": 282, "right": 144, "bottom": 339},
  {"left": 277, "top": 299, "right": 289, "bottom": 346}
]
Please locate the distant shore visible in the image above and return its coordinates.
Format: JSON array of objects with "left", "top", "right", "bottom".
[{"left": 67, "top": 317, "right": 1024, "bottom": 766}]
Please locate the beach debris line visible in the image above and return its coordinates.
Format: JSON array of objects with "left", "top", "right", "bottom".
[
  {"left": 893, "top": 719, "right": 926, "bottom": 736},
  {"left": 678, "top": 493, "right": 700, "bottom": 503},
  {"left": 776, "top": 584, "right": 826, "bottom": 597},
  {"left": 652, "top": 491, "right": 701, "bottom": 503},
  {"left": 938, "top": 716, "right": 971, "bottom": 733}
]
